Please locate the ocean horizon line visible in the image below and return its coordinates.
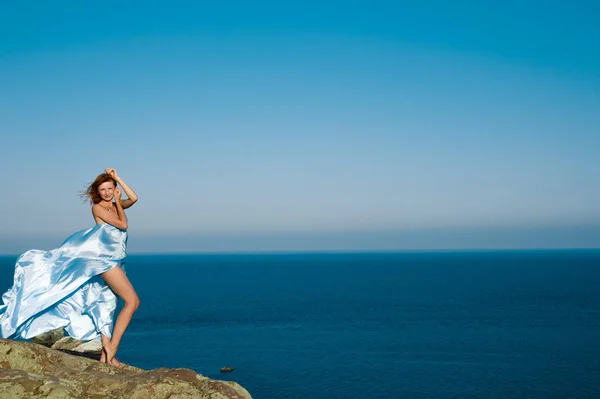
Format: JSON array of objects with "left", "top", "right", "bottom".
[{"left": 1, "top": 247, "right": 599, "bottom": 258}]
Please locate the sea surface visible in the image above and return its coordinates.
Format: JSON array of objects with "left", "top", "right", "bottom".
[{"left": 1, "top": 250, "right": 600, "bottom": 398}]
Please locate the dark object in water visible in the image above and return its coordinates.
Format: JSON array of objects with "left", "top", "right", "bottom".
[{"left": 220, "top": 366, "right": 234, "bottom": 372}]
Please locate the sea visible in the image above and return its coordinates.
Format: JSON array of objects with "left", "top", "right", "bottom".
[{"left": 1, "top": 250, "right": 599, "bottom": 398}]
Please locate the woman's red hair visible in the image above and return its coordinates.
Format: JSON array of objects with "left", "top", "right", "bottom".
[{"left": 81, "top": 173, "right": 117, "bottom": 204}]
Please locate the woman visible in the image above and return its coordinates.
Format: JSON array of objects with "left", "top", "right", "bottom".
[{"left": 0, "top": 168, "right": 139, "bottom": 368}]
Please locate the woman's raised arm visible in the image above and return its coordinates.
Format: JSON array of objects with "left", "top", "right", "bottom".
[{"left": 105, "top": 168, "right": 138, "bottom": 209}]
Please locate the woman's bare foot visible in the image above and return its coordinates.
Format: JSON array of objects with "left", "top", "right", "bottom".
[
  {"left": 103, "top": 342, "right": 126, "bottom": 369},
  {"left": 109, "top": 356, "right": 125, "bottom": 368}
]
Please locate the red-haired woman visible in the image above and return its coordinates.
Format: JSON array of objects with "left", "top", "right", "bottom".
[{"left": 0, "top": 168, "right": 139, "bottom": 369}]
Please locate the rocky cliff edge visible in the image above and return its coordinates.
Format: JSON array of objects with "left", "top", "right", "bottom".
[{"left": 0, "top": 339, "right": 252, "bottom": 399}]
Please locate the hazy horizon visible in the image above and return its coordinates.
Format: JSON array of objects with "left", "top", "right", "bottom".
[{"left": 1, "top": 224, "right": 599, "bottom": 256}]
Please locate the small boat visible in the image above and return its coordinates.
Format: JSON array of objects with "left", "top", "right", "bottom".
[{"left": 220, "top": 366, "right": 234, "bottom": 372}]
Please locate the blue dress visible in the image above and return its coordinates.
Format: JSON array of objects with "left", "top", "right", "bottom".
[{"left": 0, "top": 223, "right": 127, "bottom": 341}]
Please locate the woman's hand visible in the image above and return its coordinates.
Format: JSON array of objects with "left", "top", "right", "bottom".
[
  {"left": 114, "top": 187, "right": 123, "bottom": 200},
  {"left": 105, "top": 168, "right": 119, "bottom": 180},
  {"left": 105, "top": 168, "right": 138, "bottom": 209}
]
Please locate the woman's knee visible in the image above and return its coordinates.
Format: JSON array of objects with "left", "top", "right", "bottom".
[{"left": 125, "top": 295, "right": 140, "bottom": 312}]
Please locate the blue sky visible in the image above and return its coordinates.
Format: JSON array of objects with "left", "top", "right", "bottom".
[{"left": 1, "top": 1, "right": 599, "bottom": 253}]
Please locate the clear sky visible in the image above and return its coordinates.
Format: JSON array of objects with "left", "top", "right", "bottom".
[{"left": 1, "top": 1, "right": 599, "bottom": 253}]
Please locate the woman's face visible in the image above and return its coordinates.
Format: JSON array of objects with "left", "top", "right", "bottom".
[{"left": 98, "top": 181, "right": 115, "bottom": 202}]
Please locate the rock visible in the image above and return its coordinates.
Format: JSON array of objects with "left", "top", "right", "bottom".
[
  {"left": 72, "top": 340, "right": 103, "bottom": 354},
  {"left": 0, "top": 339, "right": 252, "bottom": 399},
  {"left": 29, "top": 327, "right": 64, "bottom": 347},
  {"left": 220, "top": 366, "right": 234, "bottom": 372},
  {"left": 50, "top": 336, "right": 102, "bottom": 355},
  {"left": 50, "top": 336, "right": 84, "bottom": 351}
]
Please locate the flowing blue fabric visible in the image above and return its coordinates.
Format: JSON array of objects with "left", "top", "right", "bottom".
[{"left": 0, "top": 223, "right": 127, "bottom": 341}]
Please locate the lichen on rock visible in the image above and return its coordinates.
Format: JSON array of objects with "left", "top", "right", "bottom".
[
  {"left": 0, "top": 339, "right": 252, "bottom": 399},
  {"left": 29, "top": 327, "right": 65, "bottom": 348}
]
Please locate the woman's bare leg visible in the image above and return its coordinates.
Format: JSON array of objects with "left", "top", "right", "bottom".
[
  {"left": 100, "top": 266, "right": 140, "bottom": 368},
  {"left": 100, "top": 334, "right": 110, "bottom": 363}
]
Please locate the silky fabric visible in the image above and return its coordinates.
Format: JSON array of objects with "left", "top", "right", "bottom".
[{"left": 0, "top": 223, "right": 127, "bottom": 341}]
